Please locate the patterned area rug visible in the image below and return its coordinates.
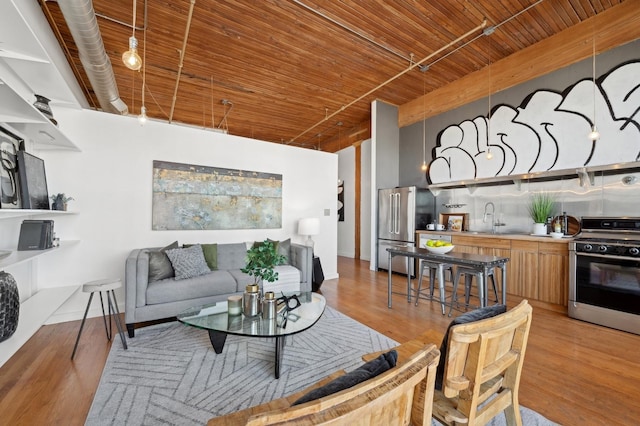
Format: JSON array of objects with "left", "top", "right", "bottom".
[
  {"left": 87, "top": 307, "right": 558, "bottom": 426},
  {"left": 86, "top": 307, "right": 397, "bottom": 425}
]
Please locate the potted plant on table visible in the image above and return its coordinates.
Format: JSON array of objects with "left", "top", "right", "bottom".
[
  {"left": 242, "top": 239, "right": 286, "bottom": 286},
  {"left": 528, "top": 192, "right": 554, "bottom": 235},
  {"left": 241, "top": 239, "right": 286, "bottom": 316}
]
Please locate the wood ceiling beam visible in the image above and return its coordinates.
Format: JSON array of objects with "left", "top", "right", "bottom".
[{"left": 398, "top": 0, "right": 640, "bottom": 128}]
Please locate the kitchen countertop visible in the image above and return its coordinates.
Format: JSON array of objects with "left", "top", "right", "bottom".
[{"left": 416, "top": 230, "right": 575, "bottom": 243}]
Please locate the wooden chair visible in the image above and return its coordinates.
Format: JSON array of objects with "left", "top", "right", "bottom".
[
  {"left": 433, "top": 300, "right": 532, "bottom": 426},
  {"left": 363, "top": 300, "right": 532, "bottom": 426},
  {"left": 208, "top": 343, "right": 440, "bottom": 425}
]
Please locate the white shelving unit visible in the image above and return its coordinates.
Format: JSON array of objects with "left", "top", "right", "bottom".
[
  {"left": 0, "top": 284, "right": 79, "bottom": 367},
  {"left": 0, "top": 239, "right": 80, "bottom": 270},
  {"left": 0, "top": 79, "right": 79, "bottom": 151}
]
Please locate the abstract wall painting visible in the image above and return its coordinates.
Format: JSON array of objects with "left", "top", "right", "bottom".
[{"left": 152, "top": 160, "right": 282, "bottom": 230}]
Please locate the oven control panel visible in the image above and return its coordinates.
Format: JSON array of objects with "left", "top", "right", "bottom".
[{"left": 574, "top": 242, "right": 640, "bottom": 257}]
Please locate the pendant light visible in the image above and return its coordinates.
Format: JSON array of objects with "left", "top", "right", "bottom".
[
  {"left": 420, "top": 71, "right": 428, "bottom": 172},
  {"left": 486, "top": 32, "right": 494, "bottom": 160},
  {"left": 122, "top": 0, "right": 142, "bottom": 71},
  {"left": 138, "top": 16, "right": 147, "bottom": 125},
  {"left": 588, "top": 29, "right": 600, "bottom": 141}
]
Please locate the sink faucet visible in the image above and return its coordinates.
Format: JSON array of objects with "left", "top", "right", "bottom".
[{"left": 483, "top": 202, "right": 496, "bottom": 233}]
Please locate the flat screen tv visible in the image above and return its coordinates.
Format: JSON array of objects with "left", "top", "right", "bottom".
[{"left": 17, "top": 151, "right": 50, "bottom": 210}]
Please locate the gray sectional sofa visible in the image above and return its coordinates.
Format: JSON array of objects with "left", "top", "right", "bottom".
[{"left": 125, "top": 240, "right": 313, "bottom": 337}]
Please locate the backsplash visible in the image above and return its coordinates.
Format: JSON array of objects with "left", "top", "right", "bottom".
[{"left": 434, "top": 170, "right": 640, "bottom": 234}]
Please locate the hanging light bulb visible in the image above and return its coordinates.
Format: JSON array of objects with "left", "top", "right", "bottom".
[
  {"left": 420, "top": 72, "right": 428, "bottom": 172},
  {"left": 122, "top": 1, "right": 142, "bottom": 71},
  {"left": 138, "top": 7, "right": 148, "bottom": 125},
  {"left": 138, "top": 105, "right": 147, "bottom": 125},
  {"left": 123, "top": 36, "right": 142, "bottom": 70},
  {"left": 588, "top": 27, "right": 600, "bottom": 141},
  {"left": 486, "top": 147, "right": 493, "bottom": 160}
]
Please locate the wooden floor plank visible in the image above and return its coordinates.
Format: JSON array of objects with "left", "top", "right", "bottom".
[{"left": 0, "top": 256, "right": 638, "bottom": 425}]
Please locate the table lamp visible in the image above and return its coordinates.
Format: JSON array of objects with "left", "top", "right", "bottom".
[{"left": 298, "top": 217, "right": 320, "bottom": 250}]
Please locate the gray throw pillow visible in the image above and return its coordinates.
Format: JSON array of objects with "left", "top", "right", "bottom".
[
  {"left": 267, "top": 238, "right": 290, "bottom": 265},
  {"left": 148, "top": 241, "right": 179, "bottom": 282},
  {"left": 292, "top": 350, "right": 398, "bottom": 405},
  {"left": 165, "top": 244, "right": 211, "bottom": 280},
  {"left": 435, "top": 304, "right": 507, "bottom": 390}
]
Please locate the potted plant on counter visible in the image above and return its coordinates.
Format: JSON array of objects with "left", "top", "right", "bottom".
[{"left": 528, "top": 192, "right": 554, "bottom": 235}]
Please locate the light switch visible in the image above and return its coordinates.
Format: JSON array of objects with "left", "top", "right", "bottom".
[{"left": 324, "top": 209, "right": 330, "bottom": 216}]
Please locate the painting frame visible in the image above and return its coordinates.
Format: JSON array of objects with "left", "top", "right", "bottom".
[
  {"left": 152, "top": 160, "right": 282, "bottom": 230},
  {"left": 16, "top": 151, "right": 50, "bottom": 210},
  {"left": 0, "top": 126, "right": 25, "bottom": 209},
  {"left": 439, "top": 213, "right": 469, "bottom": 232}
]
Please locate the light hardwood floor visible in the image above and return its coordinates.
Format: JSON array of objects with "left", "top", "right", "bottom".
[{"left": 1, "top": 256, "right": 638, "bottom": 425}]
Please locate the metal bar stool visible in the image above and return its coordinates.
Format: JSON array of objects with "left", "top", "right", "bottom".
[
  {"left": 450, "top": 265, "right": 499, "bottom": 315},
  {"left": 71, "top": 278, "right": 128, "bottom": 359},
  {"left": 415, "top": 259, "right": 454, "bottom": 314}
]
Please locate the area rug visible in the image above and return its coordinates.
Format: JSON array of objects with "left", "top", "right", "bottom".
[{"left": 87, "top": 307, "right": 558, "bottom": 425}]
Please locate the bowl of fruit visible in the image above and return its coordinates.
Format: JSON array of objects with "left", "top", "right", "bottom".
[{"left": 424, "top": 239, "right": 455, "bottom": 254}]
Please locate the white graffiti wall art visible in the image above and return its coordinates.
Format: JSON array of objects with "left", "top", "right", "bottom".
[{"left": 428, "top": 60, "right": 640, "bottom": 184}]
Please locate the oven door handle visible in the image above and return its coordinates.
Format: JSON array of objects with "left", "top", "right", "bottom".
[{"left": 574, "top": 252, "right": 640, "bottom": 262}]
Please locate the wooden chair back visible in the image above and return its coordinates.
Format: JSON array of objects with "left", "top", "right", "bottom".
[
  {"left": 433, "top": 300, "right": 533, "bottom": 426},
  {"left": 244, "top": 343, "right": 440, "bottom": 425}
]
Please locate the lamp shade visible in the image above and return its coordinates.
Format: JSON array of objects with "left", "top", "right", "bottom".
[{"left": 298, "top": 217, "right": 320, "bottom": 236}]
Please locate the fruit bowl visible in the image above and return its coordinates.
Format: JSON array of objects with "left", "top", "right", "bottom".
[{"left": 425, "top": 245, "right": 455, "bottom": 254}]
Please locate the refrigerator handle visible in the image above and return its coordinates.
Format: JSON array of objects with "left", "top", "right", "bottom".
[
  {"left": 394, "top": 193, "right": 400, "bottom": 234},
  {"left": 388, "top": 193, "right": 393, "bottom": 234}
]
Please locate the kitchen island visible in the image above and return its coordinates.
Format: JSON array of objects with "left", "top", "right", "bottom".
[{"left": 417, "top": 230, "right": 571, "bottom": 306}]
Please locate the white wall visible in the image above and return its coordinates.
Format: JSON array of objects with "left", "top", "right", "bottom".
[
  {"left": 1, "top": 108, "right": 339, "bottom": 323},
  {"left": 337, "top": 146, "right": 355, "bottom": 257}
]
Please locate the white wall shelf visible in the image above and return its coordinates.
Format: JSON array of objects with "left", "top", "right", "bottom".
[
  {"left": 0, "top": 68, "right": 80, "bottom": 151},
  {"left": 0, "top": 284, "right": 80, "bottom": 368},
  {"left": 0, "top": 209, "right": 78, "bottom": 221},
  {"left": 0, "top": 240, "right": 80, "bottom": 270}
]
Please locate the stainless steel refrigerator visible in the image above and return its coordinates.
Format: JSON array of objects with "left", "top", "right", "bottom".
[{"left": 377, "top": 186, "right": 435, "bottom": 275}]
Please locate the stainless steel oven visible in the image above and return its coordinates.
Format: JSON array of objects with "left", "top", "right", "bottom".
[{"left": 569, "top": 217, "right": 640, "bottom": 335}]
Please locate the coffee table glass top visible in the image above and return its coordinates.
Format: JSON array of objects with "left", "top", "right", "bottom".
[{"left": 177, "top": 292, "right": 326, "bottom": 337}]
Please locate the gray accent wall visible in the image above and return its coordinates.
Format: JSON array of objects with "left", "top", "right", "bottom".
[{"left": 398, "top": 39, "right": 640, "bottom": 234}]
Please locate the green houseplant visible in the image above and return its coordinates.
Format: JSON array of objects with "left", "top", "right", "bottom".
[
  {"left": 528, "top": 192, "right": 554, "bottom": 234},
  {"left": 50, "top": 193, "right": 74, "bottom": 211},
  {"left": 241, "top": 239, "right": 286, "bottom": 285}
]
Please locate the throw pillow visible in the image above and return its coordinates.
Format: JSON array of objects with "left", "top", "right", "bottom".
[
  {"left": 148, "top": 241, "right": 179, "bottom": 282},
  {"left": 273, "top": 238, "right": 291, "bottom": 265},
  {"left": 184, "top": 243, "right": 218, "bottom": 270},
  {"left": 435, "top": 304, "right": 507, "bottom": 390},
  {"left": 165, "top": 244, "right": 211, "bottom": 280},
  {"left": 291, "top": 349, "right": 398, "bottom": 406}
]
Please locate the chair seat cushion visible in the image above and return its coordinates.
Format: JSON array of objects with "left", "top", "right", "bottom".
[{"left": 291, "top": 349, "right": 398, "bottom": 405}]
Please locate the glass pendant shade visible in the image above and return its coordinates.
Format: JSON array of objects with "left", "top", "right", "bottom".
[
  {"left": 588, "top": 125, "right": 600, "bottom": 141},
  {"left": 123, "top": 36, "right": 142, "bottom": 71}
]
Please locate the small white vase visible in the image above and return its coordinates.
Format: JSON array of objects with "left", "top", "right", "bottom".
[{"left": 532, "top": 223, "right": 547, "bottom": 235}]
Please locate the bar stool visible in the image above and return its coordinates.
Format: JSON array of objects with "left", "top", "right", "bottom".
[
  {"left": 71, "top": 278, "right": 128, "bottom": 359},
  {"left": 450, "top": 265, "right": 499, "bottom": 315},
  {"left": 415, "top": 259, "right": 454, "bottom": 314}
]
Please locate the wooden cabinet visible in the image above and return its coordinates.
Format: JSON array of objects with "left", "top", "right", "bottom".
[
  {"left": 538, "top": 243, "right": 569, "bottom": 305},
  {"left": 509, "top": 241, "right": 539, "bottom": 300},
  {"left": 446, "top": 233, "right": 569, "bottom": 306}
]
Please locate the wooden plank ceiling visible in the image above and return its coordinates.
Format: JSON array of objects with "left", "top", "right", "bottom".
[{"left": 39, "top": 0, "right": 624, "bottom": 152}]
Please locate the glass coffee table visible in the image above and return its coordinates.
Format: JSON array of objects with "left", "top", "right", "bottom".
[{"left": 177, "top": 292, "right": 326, "bottom": 378}]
